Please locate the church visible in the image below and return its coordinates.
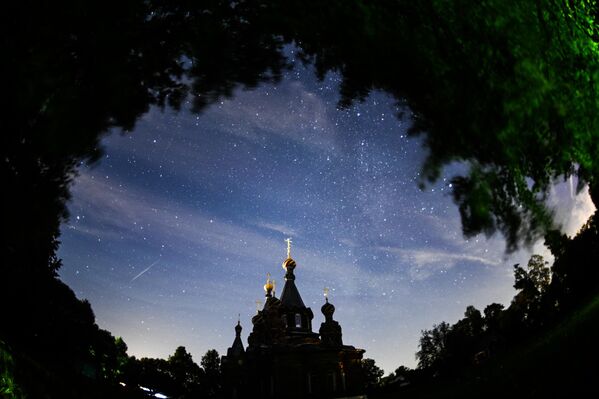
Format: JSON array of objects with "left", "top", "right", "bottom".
[{"left": 221, "top": 240, "right": 367, "bottom": 398}]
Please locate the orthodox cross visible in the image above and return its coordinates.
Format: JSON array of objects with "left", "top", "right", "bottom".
[{"left": 285, "top": 237, "right": 292, "bottom": 258}]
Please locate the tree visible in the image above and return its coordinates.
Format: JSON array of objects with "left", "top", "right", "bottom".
[
  {"left": 121, "top": 347, "right": 206, "bottom": 399},
  {"left": 416, "top": 321, "right": 451, "bottom": 370},
  {"left": 402, "top": 219, "right": 599, "bottom": 395},
  {"left": 361, "top": 358, "right": 384, "bottom": 390},
  {"left": 200, "top": 349, "right": 221, "bottom": 398},
  {"left": 114, "top": 337, "right": 129, "bottom": 378},
  {"left": 462, "top": 306, "right": 484, "bottom": 337},
  {"left": 167, "top": 346, "right": 203, "bottom": 398},
  {"left": 512, "top": 254, "right": 551, "bottom": 323},
  {"left": 200, "top": 349, "right": 220, "bottom": 377},
  {"left": 514, "top": 255, "right": 551, "bottom": 295},
  {"left": 483, "top": 303, "right": 505, "bottom": 333},
  {"left": 0, "top": 341, "right": 25, "bottom": 399},
  {"left": 125, "top": 357, "right": 178, "bottom": 396},
  {"left": 548, "top": 211, "right": 599, "bottom": 310},
  {"left": 439, "top": 306, "right": 485, "bottom": 368}
]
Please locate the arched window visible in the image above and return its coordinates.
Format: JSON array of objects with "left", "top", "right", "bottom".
[{"left": 295, "top": 313, "right": 302, "bottom": 328}]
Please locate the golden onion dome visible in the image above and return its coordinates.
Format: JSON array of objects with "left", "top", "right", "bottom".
[
  {"left": 282, "top": 257, "right": 296, "bottom": 271},
  {"left": 264, "top": 280, "right": 274, "bottom": 292},
  {"left": 263, "top": 273, "right": 274, "bottom": 294}
]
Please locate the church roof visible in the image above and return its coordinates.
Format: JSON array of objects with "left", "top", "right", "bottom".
[
  {"left": 280, "top": 279, "right": 306, "bottom": 308},
  {"left": 279, "top": 255, "right": 306, "bottom": 308},
  {"left": 227, "top": 321, "right": 245, "bottom": 357},
  {"left": 228, "top": 335, "right": 245, "bottom": 357}
]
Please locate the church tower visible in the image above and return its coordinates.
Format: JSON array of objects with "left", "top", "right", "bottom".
[
  {"left": 278, "top": 238, "right": 319, "bottom": 341},
  {"left": 221, "top": 320, "right": 247, "bottom": 399},
  {"left": 227, "top": 319, "right": 245, "bottom": 357},
  {"left": 222, "top": 239, "right": 366, "bottom": 399},
  {"left": 319, "top": 289, "right": 343, "bottom": 347}
]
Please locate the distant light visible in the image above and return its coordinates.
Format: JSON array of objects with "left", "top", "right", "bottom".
[
  {"left": 155, "top": 393, "right": 168, "bottom": 399},
  {"left": 140, "top": 386, "right": 151, "bottom": 392}
]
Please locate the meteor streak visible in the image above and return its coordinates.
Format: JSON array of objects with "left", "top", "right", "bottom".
[{"left": 130, "top": 259, "right": 160, "bottom": 282}]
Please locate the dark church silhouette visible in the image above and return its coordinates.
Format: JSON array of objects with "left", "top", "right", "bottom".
[{"left": 221, "top": 242, "right": 366, "bottom": 398}]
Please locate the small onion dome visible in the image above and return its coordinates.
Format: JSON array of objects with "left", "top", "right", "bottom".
[
  {"left": 264, "top": 296, "right": 281, "bottom": 310},
  {"left": 321, "top": 300, "right": 335, "bottom": 318},
  {"left": 252, "top": 312, "right": 264, "bottom": 325},
  {"left": 235, "top": 320, "right": 242, "bottom": 334},
  {"left": 264, "top": 280, "right": 274, "bottom": 293},
  {"left": 264, "top": 273, "right": 274, "bottom": 297},
  {"left": 282, "top": 257, "right": 296, "bottom": 272}
]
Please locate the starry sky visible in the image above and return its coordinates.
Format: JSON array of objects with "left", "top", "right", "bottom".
[{"left": 57, "top": 52, "right": 595, "bottom": 374}]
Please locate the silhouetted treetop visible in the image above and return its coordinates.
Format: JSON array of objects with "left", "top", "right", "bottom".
[{"left": 361, "top": 358, "right": 385, "bottom": 390}]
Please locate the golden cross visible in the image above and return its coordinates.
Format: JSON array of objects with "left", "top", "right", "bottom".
[
  {"left": 323, "top": 287, "right": 330, "bottom": 299},
  {"left": 285, "top": 237, "right": 292, "bottom": 258}
]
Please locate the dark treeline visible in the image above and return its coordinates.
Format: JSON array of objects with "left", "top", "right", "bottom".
[
  {"left": 122, "top": 346, "right": 223, "bottom": 398},
  {"left": 2, "top": 1, "right": 599, "bottom": 397},
  {"left": 373, "top": 210, "right": 599, "bottom": 398},
  {"left": 1, "top": 316, "right": 223, "bottom": 399}
]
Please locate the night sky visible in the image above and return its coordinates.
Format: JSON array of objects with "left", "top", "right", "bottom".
[{"left": 57, "top": 52, "right": 595, "bottom": 373}]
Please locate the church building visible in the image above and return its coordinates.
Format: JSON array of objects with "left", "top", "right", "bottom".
[{"left": 221, "top": 240, "right": 366, "bottom": 398}]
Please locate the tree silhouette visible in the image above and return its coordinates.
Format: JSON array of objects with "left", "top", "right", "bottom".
[
  {"left": 200, "top": 349, "right": 221, "bottom": 398},
  {"left": 134, "top": 357, "right": 174, "bottom": 394},
  {"left": 511, "top": 254, "right": 551, "bottom": 326},
  {"left": 166, "top": 346, "right": 203, "bottom": 399},
  {"left": 416, "top": 321, "right": 451, "bottom": 370},
  {"left": 405, "top": 215, "right": 599, "bottom": 396},
  {"left": 121, "top": 346, "right": 219, "bottom": 398},
  {"left": 361, "top": 358, "right": 384, "bottom": 390},
  {"left": 549, "top": 211, "right": 599, "bottom": 312}
]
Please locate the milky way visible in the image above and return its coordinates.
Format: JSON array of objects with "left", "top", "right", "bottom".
[{"left": 57, "top": 52, "right": 594, "bottom": 373}]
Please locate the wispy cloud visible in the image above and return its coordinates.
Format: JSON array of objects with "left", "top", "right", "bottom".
[
  {"left": 378, "top": 246, "right": 501, "bottom": 280},
  {"left": 255, "top": 222, "right": 298, "bottom": 237},
  {"left": 337, "top": 237, "right": 359, "bottom": 248},
  {"left": 208, "top": 81, "right": 339, "bottom": 152},
  {"left": 65, "top": 171, "right": 365, "bottom": 289},
  {"left": 67, "top": 172, "right": 282, "bottom": 265}
]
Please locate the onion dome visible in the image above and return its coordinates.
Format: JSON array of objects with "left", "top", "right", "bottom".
[
  {"left": 252, "top": 312, "right": 264, "bottom": 325},
  {"left": 235, "top": 319, "right": 242, "bottom": 335},
  {"left": 282, "top": 257, "right": 296, "bottom": 271},
  {"left": 321, "top": 299, "right": 336, "bottom": 322},
  {"left": 282, "top": 258, "right": 297, "bottom": 281},
  {"left": 264, "top": 273, "right": 274, "bottom": 297},
  {"left": 264, "top": 296, "right": 281, "bottom": 312},
  {"left": 282, "top": 238, "right": 297, "bottom": 280}
]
